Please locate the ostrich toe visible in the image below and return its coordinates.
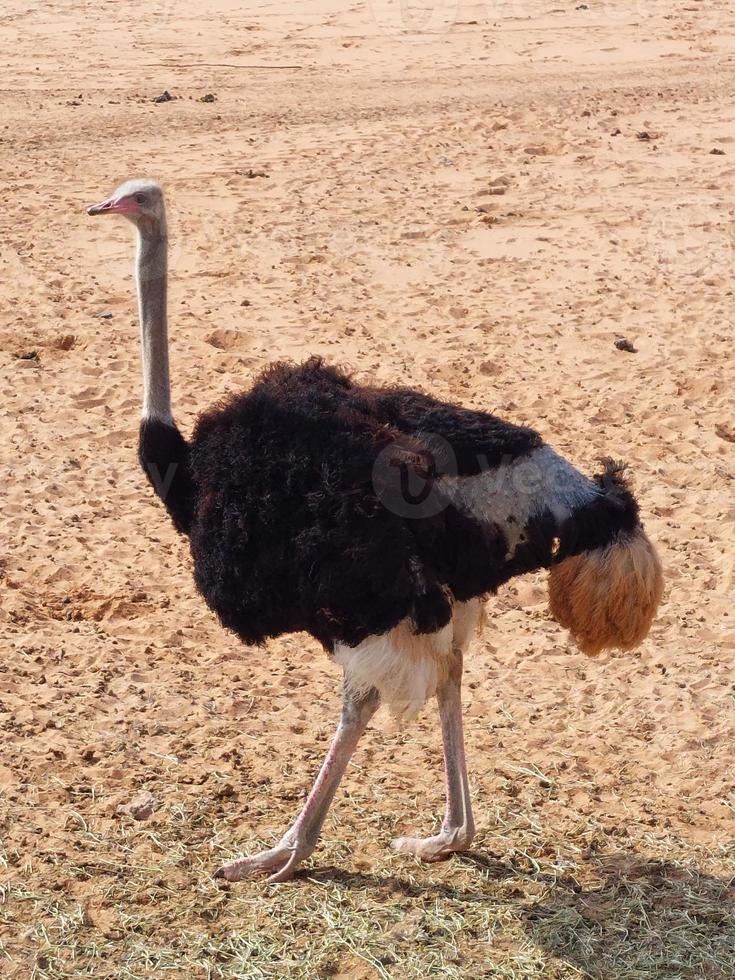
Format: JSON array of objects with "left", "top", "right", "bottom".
[
  {"left": 214, "top": 835, "right": 315, "bottom": 883},
  {"left": 391, "top": 826, "right": 474, "bottom": 862}
]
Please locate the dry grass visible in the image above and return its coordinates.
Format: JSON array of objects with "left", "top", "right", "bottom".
[{"left": 3, "top": 771, "right": 734, "bottom": 980}]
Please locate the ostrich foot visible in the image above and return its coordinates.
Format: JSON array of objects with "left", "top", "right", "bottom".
[
  {"left": 392, "top": 650, "right": 475, "bottom": 865},
  {"left": 391, "top": 825, "right": 474, "bottom": 862},
  {"left": 215, "top": 691, "right": 379, "bottom": 886},
  {"left": 214, "top": 835, "right": 314, "bottom": 884}
]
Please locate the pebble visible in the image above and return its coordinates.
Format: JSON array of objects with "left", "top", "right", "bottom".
[
  {"left": 715, "top": 423, "right": 735, "bottom": 443},
  {"left": 614, "top": 338, "right": 637, "bottom": 353},
  {"left": 117, "top": 791, "right": 158, "bottom": 821}
]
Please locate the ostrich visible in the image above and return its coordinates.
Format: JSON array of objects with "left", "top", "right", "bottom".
[{"left": 87, "top": 179, "right": 663, "bottom": 883}]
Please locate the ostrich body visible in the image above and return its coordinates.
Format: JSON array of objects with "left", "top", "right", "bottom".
[{"left": 88, "top": 180, "right": 663, "bottom": 883}]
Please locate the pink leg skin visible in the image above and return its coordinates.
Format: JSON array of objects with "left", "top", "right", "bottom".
[
  {"left": 392, "top": 650, "right": 475, "bottom": 861},
  {"left": 215, "top": 688, "right": 379, "bottom": 884}
]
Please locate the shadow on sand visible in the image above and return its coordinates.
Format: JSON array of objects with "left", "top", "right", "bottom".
[{"left": 308, "top": 848, "right": 735, "bottom": 978}]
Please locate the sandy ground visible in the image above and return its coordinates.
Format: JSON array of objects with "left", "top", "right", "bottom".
[{"left": 1, "top": 1, "right": 734, "bottom": 976}]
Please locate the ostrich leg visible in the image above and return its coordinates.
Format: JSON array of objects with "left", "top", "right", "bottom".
[
  {"left": 216, "top": 687, "right": 380, "bottom": 883},
  {"left": 391, "top": 647, "right": 475, "bottom": 860}
]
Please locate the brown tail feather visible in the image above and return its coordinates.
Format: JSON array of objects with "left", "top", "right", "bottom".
[{"left": 548, "top": 526, "right": 663, "bottom": 656}]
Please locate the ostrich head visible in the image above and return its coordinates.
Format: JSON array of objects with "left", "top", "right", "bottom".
[{"left": 87, "top": 179, "right": 166, "bottom": 236}]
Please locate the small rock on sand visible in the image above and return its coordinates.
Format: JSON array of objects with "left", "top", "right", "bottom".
[
  {"left": 715, "top": 422, "right": 735, "bottom": 443},
  {"left": 614, "top": 338, "right": 637, "bottom": 353},
  {"left": 117, "top": 791, "right": 158, "bottom": 821},
  {"left": 53, "top": 334, "right": 76, "bottom": 351},
  {"left": 215, "top": 782, "right": 236, "bottom": 799}
]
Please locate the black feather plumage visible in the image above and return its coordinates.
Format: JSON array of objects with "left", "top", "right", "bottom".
[
  {"left": 139, "top": 419, "right": 195, "bottom": 535},
  {"left": 555, "top": 458, "right": 640, "bottom": 560},
  {"left": 136, "top": 359, "right": 645, "bottom": 651},
  {"left": 140, "top": 358, "right": 544, "bottom": 648}
]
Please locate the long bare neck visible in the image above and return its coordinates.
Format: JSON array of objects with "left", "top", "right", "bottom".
[{"left": 136, "top": 221, "right": 173, "bottom": 424}]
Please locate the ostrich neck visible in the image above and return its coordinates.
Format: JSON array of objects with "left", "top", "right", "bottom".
[{"left": 136, "top": 227, "right": 173, "bottom": 424}]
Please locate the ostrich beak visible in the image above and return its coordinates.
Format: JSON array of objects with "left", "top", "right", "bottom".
[{"left": 87, "top": 195, "right": 140, "bottom": 216}]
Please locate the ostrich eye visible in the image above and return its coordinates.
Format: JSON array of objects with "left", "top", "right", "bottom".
[{"left": 135, "top": 194, "right": 147, "bottom": 205}]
